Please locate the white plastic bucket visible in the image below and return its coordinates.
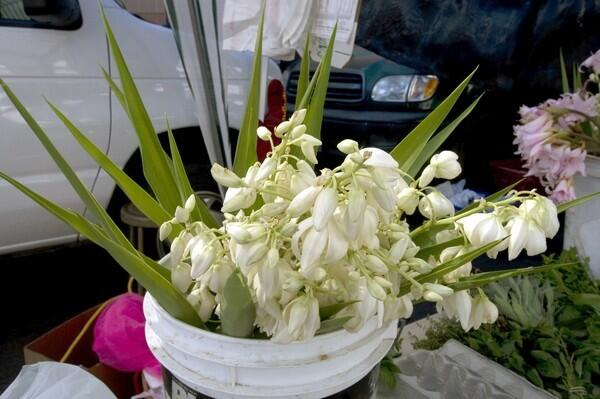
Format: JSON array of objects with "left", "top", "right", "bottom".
[
  {"left": 564, "top": 155, "right": 600, "bottom": 278},
  {"left": 143, "top": 294, "right": 398, "bottom": 399}
]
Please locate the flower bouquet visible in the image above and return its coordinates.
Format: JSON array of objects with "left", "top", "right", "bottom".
[
  {"left": 0, "top": 8, "right": 595, "bottom": 399},
  {"left": 514, "top": 50, "right": 600, "bottom": 202}
]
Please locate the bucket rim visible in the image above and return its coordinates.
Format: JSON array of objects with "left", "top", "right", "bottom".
[{"left": 144, "top": 292, "right": 378, "bottom": 345}]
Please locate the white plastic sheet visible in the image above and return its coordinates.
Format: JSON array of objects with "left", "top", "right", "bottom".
[
  {"left": 1, "top": 362, "right": 115, "bottom": 399},
  {"left": 222, "top": 0, "right": 359, "bottom": 67}
]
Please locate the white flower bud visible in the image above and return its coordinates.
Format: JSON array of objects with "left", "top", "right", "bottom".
[
  {"left": 184, "top": 194, "right": 196, "bottom": 212},
  {"left": 418, "top": 165, "right": 436, "bottom": 188},
  {"left": 290, "top": 109, "right": 307, "bottom": 126},
  {"left": 283, "top": 273, "right": 304, "bottom": 291},
  {"left": 210, "top": 163, "right": 243, "bottom": 188},
  {"left": 290, "top": 124, "right": 307, "bottom": 139},
  {"left": 373, "top": 276, "right": 393, "bottom": 289},
  {"left": 431, "top": 151, "right": 461, "bottom": 180},
  {"left": 275, "top": 120, "right": 291, "bottom": 137},
  {"left": 187, "top": 287, "right": 216, "bottom": 322},
  {"left": 360, "top": 147, "right": 399, "bottom": 168},
  {"left": 159, "top": 222, "right": 172, "bottom": 241},
  {"left": 396, "top": 187, "right": 420, "bottom": 215},
  {"left": 170, "top": 237, "right": 185, "bottom": 267},
  {"left": 349, "top": 152, "right": 365, "bottom": 164},
  {"left": 506, "top": 215, "right": 546, "bottom": 260},
  {"left": 257, "top": 126, "right": 272, "bottom": 141},
  {"left": 468, "top": 295, "right": 499, "bottom": 331},
  {"left": 281, "top": 220, "right": 298, "bottom": 237},
  {"left": 255, "top": 156, "right": 277, "bottom": 182},
  {"left": 520, "top": 197, "right": 559, "bottom": 238},
  {"left": 367, "top": 278, "right": 387, "bottom": 301},
  {"left": 418, "top": 191, "right": 455, "bottom": 219},
  {"left": 457, "top": 212, "right": 507, "bottom": 250},
  {"left": 312, "top": 187, "right": 337, "bottom": 231},
  {"left": 191, "top": 243, "right": 216, "bottom": 279},
  {"left": 209, "top": 262, "right": 233, "bottom": 293},
  {"left": 171, "top": 262, "right": 192, "bottom": 293},
  {"left": 347, "top": 188, "right": 367, "bottom": 222},
  {"left": 261, "top": 201, "right": 288, "bottom": 217},
  {"left": 174, "top": 206, "right": 190, "bottom": 224},
  {"left": 226, "top": 223, "right": 252, "bottom": 243},
  {"left": 258, "top": 259, "right": 279, "bottom": 298},
  {"left": 423, "top": 290, "right": 444, "bottom": 302},
  {"left": 337, "top": 139, "right": 359, "bottom": 154},
  {"left": 437, "top": 290, "right": 472, "bottom": 331},
  {"left": 388, "top": 236, "right": 410, "bottom": 264},
  {"left": 221, "top": 187, "right": 257, "bottom": 213},
  {"left": 423, "top": 282, "right": 454, "bottom": 297},
  {"left": 288, "top": 185, "right": 321, "bottom": 217},
  {"left": 286, "top": 297, "right": 308, "bottom": 335},
  {"left": 301, "top": 141, "right": 319, "bottom": 164},
  {"left": 366, "top": 254, "right": 389, "bottom": 274}
]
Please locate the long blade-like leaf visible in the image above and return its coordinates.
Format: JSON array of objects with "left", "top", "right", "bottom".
[
  {"left": 100, "top": 66, "right": 126, "bottom": 111},
  {"left": 100, "top": 7, "right": 180, "bottom": 213},
  {"left": 407, "top": 94, "right": 484, "bottom": 177},
  {"left": 46, "top": 100, "right": 174, "bottom": 229},
  {"left": 166, "top": 123, "right": 218, "bottom": 227},
  {"left": 557, "top": 191, "right": 600, "bottom": 213},
  {"left": 573, "top": 62, "right": 582, "bottom": 91},
  {"left": 390, "top": 68, "right": 478, "bottom": 171},
  {"left": 232, "top": 5, "right": 264, "bottom": 176},
  {"left": 447, "top": 262, "right": 577, "bottom": 292},
  {"left": 559, "top": 49, "right": 570, "bottom": 93},
  {"left": 319, "top": 300, "right": 358, "bottom": 320},
  {"left": 317, "top": 316, "right": 352, "bottom": 335},
  {"left": 302, "top": 24, "right": 337, "bottom": 143},
  {"left": 458, "top": 178, "right": 524, "bottom": 215},
  {"left": 295, "top": 33, "right": 311, "bottom": 110},
  {"left": 0, "top": 79, "right": 129, "bottom": 248},
  {"left": 416, "top": 236, "right": 465, "bottom": 260},
  {"left": 298, "top": 62, "right": 322, "bottom": 110},
  {"left": 0, "top": 171, "right": 201, "bottom": 326},
  {"left": 399, "top": 238, "right": 506, "bottom": 295}
]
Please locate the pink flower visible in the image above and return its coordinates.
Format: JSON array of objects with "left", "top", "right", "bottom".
[
  {"left": 547, "top": 93, "right": 598, "bottom": 124},
  {"left": 581, "top": 49, "right": 600, "bottom": 74},
  {"left": 558, "top": 146, "right": 587, "bottom": 179},
  {"left": 518, "top": 105, "right": 545, "bottom": 123},
  {"left": 550, "top": 179, "right": 576, "bottom": 203},
  {"left": 513, "top": 112, "right": 553, "bottom": 158}
]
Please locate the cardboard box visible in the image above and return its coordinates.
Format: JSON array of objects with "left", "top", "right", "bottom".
[{"left": 24, "top": 304, "right": 138, "bottom": 398}]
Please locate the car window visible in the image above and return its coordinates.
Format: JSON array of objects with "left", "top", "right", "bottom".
[{"left": 0, "top": 0, "right": 81, "bottom": 29}]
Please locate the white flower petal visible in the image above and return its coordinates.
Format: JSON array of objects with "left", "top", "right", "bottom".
[{"left": 312, "top": 187, "right": 337, "bottom": 231}]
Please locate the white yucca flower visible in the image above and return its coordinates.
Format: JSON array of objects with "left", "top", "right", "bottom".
[
  {"left": 418, "top": 191, "right": 455, "bottom": 219},
  {"left": 159, "top": 116, "right": 558, "bottom": 342}
]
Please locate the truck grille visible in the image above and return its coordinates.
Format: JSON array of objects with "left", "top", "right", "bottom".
[{"left": 287, "top": 71, "right": 364, "bottom": 103}]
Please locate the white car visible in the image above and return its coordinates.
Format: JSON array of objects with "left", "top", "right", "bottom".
[{"left": 0, "top": 0, "right": 282, "bottom": 254}]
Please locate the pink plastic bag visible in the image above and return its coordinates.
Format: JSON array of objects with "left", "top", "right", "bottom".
[{"left": 92, "top": 293, "right": 161, "bottom": 378}]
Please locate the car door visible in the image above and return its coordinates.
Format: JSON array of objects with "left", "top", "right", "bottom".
[{"left": 0, "top": 0, "right": 110, "bottom": 253}]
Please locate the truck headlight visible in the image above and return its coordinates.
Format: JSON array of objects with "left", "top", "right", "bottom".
[{"left": 371, "top": 75, "right": 438, "bottom": 102}]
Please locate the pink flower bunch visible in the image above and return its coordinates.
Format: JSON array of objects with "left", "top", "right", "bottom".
[
  {"left": 513, "top": 50, "right": 600, "bottom": 203},
  {"left": 513, "top": 97, "right": 590, "bottom": 203}
]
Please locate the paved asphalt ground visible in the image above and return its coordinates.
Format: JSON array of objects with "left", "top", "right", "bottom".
[{"left": 0, "top": 225, "right": 564, "bottom": 393}]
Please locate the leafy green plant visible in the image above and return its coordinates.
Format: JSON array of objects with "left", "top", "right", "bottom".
[{"left": 415, "top": 249, "right": 600, "bottom": 398}]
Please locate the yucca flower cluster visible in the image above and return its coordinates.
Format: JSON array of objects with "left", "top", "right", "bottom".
[{"left": 159, "top": 109, "right": 560, "bottom": 342}]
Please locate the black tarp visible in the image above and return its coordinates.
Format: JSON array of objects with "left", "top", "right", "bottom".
[
  {"left": 356, "top": 0, "right": 600, "bottom": 187},
  {"left": 357, "top": 0, "right": 600, "bottom": 98}
]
